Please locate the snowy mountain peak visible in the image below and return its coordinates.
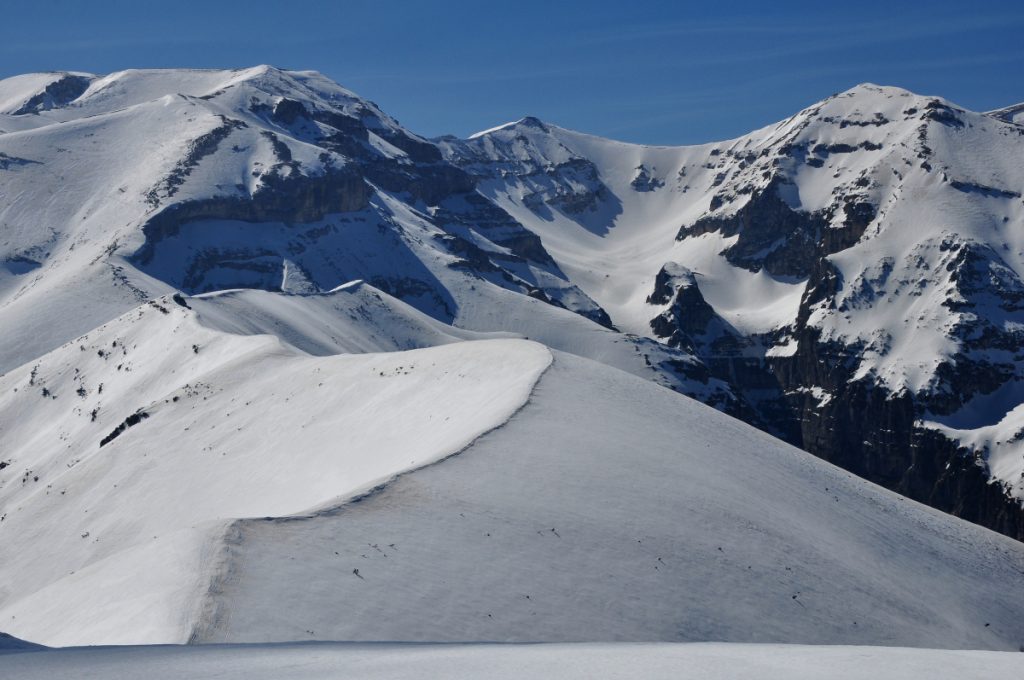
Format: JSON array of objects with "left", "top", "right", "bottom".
[
  {"left": 3, "top": 69, "right": 1024, "bottom": 653},
  {"left": 468, "top": 115, "right": 551, "bottom": 139},
  {"left": 441, "top": 79, "right": 1024, "bottom": 534}
]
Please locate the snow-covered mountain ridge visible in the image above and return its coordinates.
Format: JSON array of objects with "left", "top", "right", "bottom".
[
  {"left": 2, "top": 287, "right": 1024, "bottom": 649},
  {"left": 2, "top": 68, "right": 1023, "bottom": 537},
  {"left": 3, "top": 67, "right": 1024, "bottom": 648},
  {"left": 0, "top": 66, "right": 723, "bottom": 402}
]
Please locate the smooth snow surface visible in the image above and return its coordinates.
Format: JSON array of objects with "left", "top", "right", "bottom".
[
  {"left": 2, "top": 642, "right": 1023, "bottom": 680},
  {"left": 193, "top": 353, "right": 1024, "bottom": 650}
]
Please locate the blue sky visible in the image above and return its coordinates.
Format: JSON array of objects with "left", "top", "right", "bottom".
[{"left": 4, "top": 0, "right": 1023, "bottom": 145}]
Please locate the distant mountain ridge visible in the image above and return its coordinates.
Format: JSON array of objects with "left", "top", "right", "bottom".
[{"left": 441, "top": 83, "right": 1024, "bottom": 538}]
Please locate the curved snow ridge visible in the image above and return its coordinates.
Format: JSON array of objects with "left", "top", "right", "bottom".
[
  {"left": 0, "top": 330, "right": 551, "bottom": 646},
  {"left": 190, "top": 351, "right": 1024, "bottom": 649},
  {"left": 185, "top": 285, "right": 518, "bottom": 357},
  {"left": 187, "top": 346, "right": 555, "bottom": 642},
  {"left": 261, "top": 343, "right": 554, "bottom": 520}
]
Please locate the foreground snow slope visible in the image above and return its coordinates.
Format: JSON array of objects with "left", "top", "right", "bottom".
[
  {"left": 190, "top": 352, "right": 1024, "bottom": 650},
  {"left": 0, "top": 288, "right": 550, "bottom": 645},
  {"left": 3, "top": 642, "right": 1023, "bottom": 680}
]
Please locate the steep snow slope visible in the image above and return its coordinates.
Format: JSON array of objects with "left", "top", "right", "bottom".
[
  {"left": 3, "top": 642, "right": 1024, "bottom": 680},
  {"left": 3, "top": 291, "right": 1023, "bottom": 648},
  {"left": 0, "top": 64, "right": 602, "bottom": 366},
  {"left": 3, "top": 67, "right": 1024, "bottom": 651},
  {"left": 440, "top": 116, "right": 807, "bottom": 338},
  {"left": 190, "top": 352, "right": 1024, "bottom": 650},
  {"left": 446, "top": 84, "right": 1024, "bottom": 391},
  {"left": 0, "top": 72, "right": 94, "bottom": 118},
  {"left": 0, "top": 290, "right": 550, "bottom": 645}
]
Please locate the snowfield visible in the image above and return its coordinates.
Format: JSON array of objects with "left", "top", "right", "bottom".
[
  {"left": 3, "top": 642, "right": 1024, "bottom": 680},
  {"left": 192, "top": 351, "right": 1024, "bottom": 650}
]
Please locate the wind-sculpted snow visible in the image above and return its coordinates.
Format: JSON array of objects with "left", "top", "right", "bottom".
[
  {"left": 0, "top": 292, "right": 550, "bottom": 645},
  {"left": 3, "top": 67, "right": 1024, "bottom": 652}
]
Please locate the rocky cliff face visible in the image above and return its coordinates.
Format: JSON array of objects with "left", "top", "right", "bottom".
[{"left": 663, "top": 102, "right": 1024, "bottom": 539}]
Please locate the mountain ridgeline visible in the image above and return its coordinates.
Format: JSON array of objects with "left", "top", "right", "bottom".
[{"left": 2, "top": 68, "right": 1024, "bottom": 541}]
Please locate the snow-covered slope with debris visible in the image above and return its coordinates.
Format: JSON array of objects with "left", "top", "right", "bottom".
[
  {"left": 3, "top": 642, "right": 1024, "bottom": 680},
  {"left": 0, "top": 288, "right": 550, "bottom": 645}
]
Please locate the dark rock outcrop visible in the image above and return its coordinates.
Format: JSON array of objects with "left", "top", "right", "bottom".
[
  {"left": 134, "top": 167, "right": 371, "bottom": 266},
  {"left": 12, "top": 74, "right": 92, "bottom": 115},
  {"left": 678, "top": 180, "right": 827, "bottom": 278}
]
